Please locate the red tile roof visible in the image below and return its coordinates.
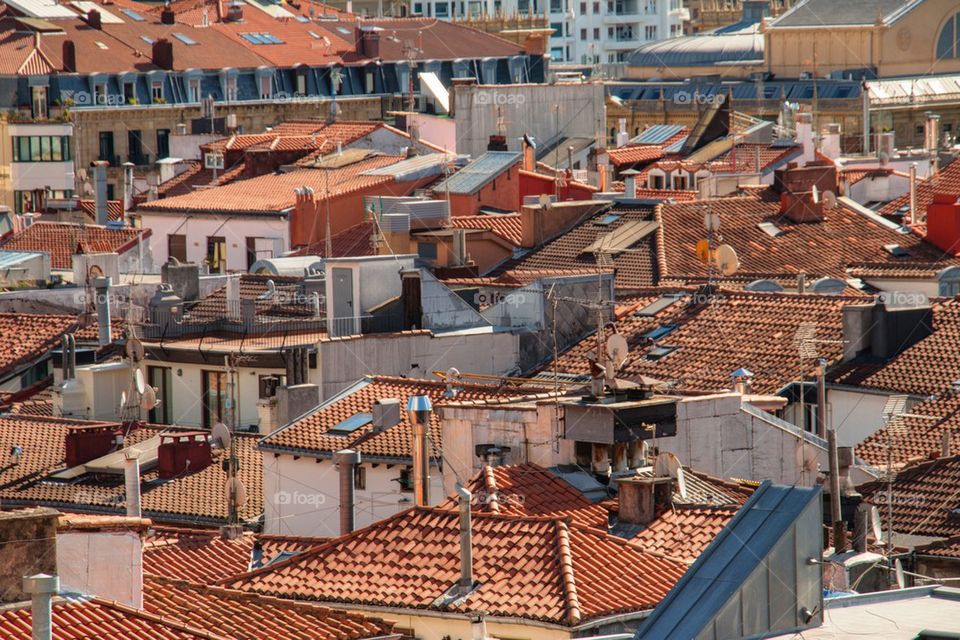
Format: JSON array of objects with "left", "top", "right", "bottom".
[
  {"left": 156, "top": 161, "right": 246, "bottom": 198},
  {"left": 261, "top": 375, "right": 547, "bottom": 459},
  {"left": 0, "top": 416, "right": 263, "bottom": 525},
  {"left": 860, "top": 454, "right": 960, "bottom": 538},
  {"left": 143, "top": 576, "right": 395, "bottom": 640},
  {"left": 607, "top": 145, "right": 665, "bottom": 167},
  {"left": 608, "top": 183, "right": 699, "bottom": 201},
  {"left": 879, "top": 159, "right": 960, "bottom": 217},
  {"left": 76, "top": 199, "right": 124, "bottom": 222},
  {"left": 138, "top": 155, "right": 403, "bottom": 215},
  {"left": 916, "top": 535, "right": 960, "bottom": 558},
  {"left": 184, "top": 273, "right": 311, "bottom": 323},
  {"left": 287, "top": 221, "right": 377, "bottom": 258},
  {"left": 224, "top": 507, "right": 687, "bottom": 625},
  {"left": 630, "top": 506, "right": 737, "bottom": 563},
  {"left": 0, "top": 313, "right": 77, "bottom": 378},
  {"left": 856, "top": 392, "right": 960, "bottom": 469},
  {"left": 0, "top": 222, "right": 148, "bottom": 270},
  {"left": 449, "top": 213, "right": 524, "bottom": 245}
]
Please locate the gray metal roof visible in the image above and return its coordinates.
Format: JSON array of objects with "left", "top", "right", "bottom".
[
  {"left": 548, "top": 465, "right": 612, "bottom": 503},
  {"left": 628, "top": 22, "right": 763, "bottom": 68},
  {"left": 430, "top": 151, "right": 521, "bottom": 195},
  {"left": 636, "top": 482, "right": 823, "bottom": 640},
  {"left": 771, "top": 0, "right": 916, "bottom": 27},
  {"left": 0, "top": 250, "right": 45, "bottom": 269},
  {"left": 362, "top": 152, "right": 455, "bottom": 181},
  {"left": 630, "top": 124, "right": 685, "bottom": 145}
]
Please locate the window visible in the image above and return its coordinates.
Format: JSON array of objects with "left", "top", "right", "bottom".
[
  {"left": 296, "top": 73, "right": 307, "bottom": 96},
  {"left": 435, "top": 1, "right": 449, "bottom": 16},
  {"left": 224, "top": 76, "right": 238, "bottom": 101},
  {"left": 98, "top": 131, "right": 115, "bottom": 165},
  {"left": 645, "top": 25, "right": 657, "bottom": 40},
  {"left": 123, "top": 81, "right": 136, "bottom": 104},
  {"left": 938, "top": 14, "right": 958, "bottom": 58},
  {"left": 259, "top": 75, "right": 272, "bottom": 99},
  {"left": 580, "top": 28, "right": 587, "bottom": 40},
  {"left": 397, "top": 468, "right": 414, "bottom": 491},
  {"left": 172, "top": 32, "right": 198, "bottom": 45},
  {"left": 354, "top": 465, "right": 366, "bottom": 490},
  {"left": 580, "top": 1, "right": 586, "bottom": 13},
  {"left": 128, "top": 130, "right": 146, "bottom": 165},
  {"left": 593, "top": 27, "right": 599, "bottom": 39},
  {"left": 156, "top": 129, "right": 170, "bottom": 160},
  {"left": 12, "top": 136, "right": 70, "bottom": 162},
  {"left": 31, "top": 86, "right": 47, "bottom": 119},
  {"left": 329, "top": 413, "right": 373, "bottom": 435},
  {"left": 417, "top": 242, "right": 438, "bottom": 260},
  {"left": 206, "top": 236, "right": 227, "bottom": 273},
  {"left": 94, "top": 83, "right": 107, "bottom": 105},
  {"left": 168, "top": 234, "right": 187, "bottom": 263},
  {"left": 201, "top": 370, "right": 227, "bottom": 429},
  {"left": 549, "top": 22, "right": 562, "bottom": 38},
  {"left": 188, "top": 78, "right": 201, "bottom": 103},
  {"left": 592, "top": 1, "right": 599, "bottom": 11},
  {"left": 151, "top": 81, "right": 164, "bottom": 103},
  {"left": 147, "top": 366, "right": 172, "bottom": 424}
]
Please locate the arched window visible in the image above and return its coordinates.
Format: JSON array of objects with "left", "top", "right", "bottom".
[
  {"left": 937, "top": 14, "right": 958, "bottom": 59},
  {"left": 939, "top": 266, "right": 960, "bottom": 296}
]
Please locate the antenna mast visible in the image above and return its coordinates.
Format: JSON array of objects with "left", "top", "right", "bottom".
[{"left": 222, "top": 353, "right": 243, "bottom": 539}]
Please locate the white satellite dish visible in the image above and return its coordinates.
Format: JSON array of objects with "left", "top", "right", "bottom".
[
  {"left": 715, "top": 244, "right": 740, "bottom": 276},
  {"left": 894, "top": 558, "right": 905, "bottom": 589},
  {"left": 126, "top": 338, "right": 145, "bottom": 363},
  {"left": 225, "top": 477, "right": 247, "bottom": 507},
  {"left": 675, "top": 466, "right": 688, "bottom": 501},
  {"left": 140, "top": 386, "right": 158, "bottom": 411},
  {"left": 134, "top": 368, "right": 146, "bottom": 395},
  {"left": 606, "top": 333, "right": 629, "bottom": 365},
  {"left": 211, "top": 422, "right": 232, "bottom": 451},
  {"left": 823, "top": 190, "right": 837, "bottom": 209},
  {"left": 870, "top": 506, "right": 883, "bottom": 544},
  {"left": 654, "top": 452, "right": 688, "bottom": 500},
  {"left": 704, "top": 211, "right": 721, "bottom": 233}
]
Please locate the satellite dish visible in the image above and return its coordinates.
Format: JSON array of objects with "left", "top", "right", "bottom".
[
  {"left": 606, "top": 333, "right": 629, "bottom": 365},
  {"left": 823, "top": 190, "right": 837, "bottom": 209},
  {"left": 140, "top": 386, "right": 158, "bottom": 411},
  {"left": 126, "top": 338, "right": 145, "bottom": 362},
  {"left": 211, "top": 422, "right": 232, "bottom": 451},
  {"left": 695, "top": 239, "right": 710, "bottom": 264},
  {"left": 134, "top": 369, "right": 146, "bottom": 395},
  {"left": 225, "top": 477, "right": 247, "bottom": 507},
  {"left": 895, "top": 558, "right": 905, "bottom": 589},
  {"left": 704, "top": 211, "right": 720, "bottom": 233},
  {"left": 715, "top": 244, "right": 739, "bottom": 276},
  {"left": 654, "top": 452, "right": 688, "bottom": 500},
  {"left": 870, "top": 506, "right": 883, "bottom": 544},
  {"left": 119, "top": 390, "right": 127, "bottom": 409}
]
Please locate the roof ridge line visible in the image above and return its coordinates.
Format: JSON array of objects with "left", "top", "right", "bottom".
[
  {"left": 555, "top": 519, "right": 582, "bottom": 626},
  {"left": 482, "top": 464, "right": 500, "bottom": 514}
]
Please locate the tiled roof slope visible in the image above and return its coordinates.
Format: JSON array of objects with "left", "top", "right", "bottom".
[
  {"left": 0, "top": 596, "right": 217, "bottom": 640},
  {"left": 493, "top": 206, "right": 660, "bottom": 289},
  {"left": 0, "top": 222, "right": 147, "bottom": 270},
  {"left": 631, "top": 506, "right": 738, "bottom": 563},
  {"left": 224, "top": 507, "right": 687, "bottom": 625},
  {"left": 633, "top": 466, "right": 754, "bottom": 506},
  {"left": 138, "top": 155, "right": 402, "bottom": 215},
  {"left": 0, "top": 417, "right": 262, "bottom": 525},
  {"left": 0, "top": 313, "right": 77, "bottom": 378},
  {"left": 879, "top": 158, "right": 960, "bottom": 217},
  {"left": 550, "top": 289, "right": 853, "bottom": 394},
  {"left": 144, "top": 527, "right": 321, "bottom": 582},
  {"left": 261, "top": 375, "right": 546, "bottom": 459},
  {"left": 184, "top": 274, "right": 308, "bottom": 322},
  {"left": 857, "top": 392, "right": 960, "bottom": 468},
  {"left": 77, "top": 199, "right": 124, "bottom": 222},
  {"left": 156, "top": 161, "right": 246, "bottom": 198},
  {"left": 607, "top": 145, "right": 665, "bottom": 167},
  {"left": 143, "top": 576, "right": 394, "bottom": 640},
  {"left": 853, "top": 300, "right": 960, "bottom": 396},
  {"left": 916, "top": 535, "right": 960, "bottom": 558},
  {"left": 658, "top": 194, "right": 954, "bottom": 280},
  {"left": 286, "top": 221, "right": 376, "bottom": 258},
  {"left": 860, "top": 454, "right": 960, "bottom": 538},
  {"left": 449, "top": 213, "right": 524, "bottom": 245}
]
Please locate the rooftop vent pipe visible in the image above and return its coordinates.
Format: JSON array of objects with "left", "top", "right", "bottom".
[
  {"left": 93, "top": 276, "right": 111, "bottom": 347},
  {"left": 335, "top": 449, "right": 361, "bottom": 534},
  {"left": 124, "top": 449, "right": 141, "bottom": 518},
  {"left": 455, "top": 483, "right": 473, "bottom": 594},
  {"left": 23, "top": 574, "right": 59, "bottom": 640},
  {"left": 407, "top": 395, "right": 432, "bottom": 506}
]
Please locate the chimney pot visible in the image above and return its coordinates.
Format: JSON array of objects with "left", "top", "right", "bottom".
[
  {"left": 160, "top": 6, "right": 176, "bottom": 24},
  {"left": 62, "top": 40, "right": 76, "bottom": 73},
  {"left": 23, "top": 573, "right": 59, "bottom": 640},
  {"left": 407, "top": 395, "right": 432, "bottom": 506},
  {"left": 617, "top": 476, "right": 672, "bottom": 526}
]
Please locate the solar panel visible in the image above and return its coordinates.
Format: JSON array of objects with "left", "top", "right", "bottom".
[
  {"left": 632, "top": 124, "right": 685, "bottom": 145},
  {"left": 121, "top": 8, "right": 145, "bottom": 20},
  {"left": 635, "top": 294, "right": 683, "bottom": 317},
  {"left": 329, "top": 412, "right": 372, "bottom": 435},
  {"left": 172, "top": 32, "right": 198, "bottom": 45},
  {"left": 264, "top": 33, "right": 284, "bottom": 44},
  {"left": 643, "top": 324, "right": 678, "bottom": 341},
  {"left": 295, "top": 15, "right": 309, "bottom": 22},
  {"left": 663, "top": 136, "right": 688, "bottom": 154}
]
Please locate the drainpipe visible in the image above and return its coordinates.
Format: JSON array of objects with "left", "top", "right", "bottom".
[
  {"left": 124, "top": 449, "right": 141, "bottom": 518},
  {"left": 23, "top": 574, "right": 59, "bottom": 640},
  {"left": 861, "top": 85, "right": 870, "bottom": 156},
  {"left": 456, "top": 483, "right": 473, "bottom": 593},
  {"left": 335, "top": 449, "right": 361, "bottom": 535},
  {"left": 407, "top": 395, "right": 432, "bottom": 506},
  {"left": 909, "top": 162, "right": 917, "bottom": 226},
  {"left": 93, "top": 276, "right": 111, "bottom": 347}
]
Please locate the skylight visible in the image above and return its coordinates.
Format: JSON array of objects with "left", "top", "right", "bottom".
[
  {"left": 336, "top": 26, "right": 351, "bottom": 34},
  {"left": 329, "top": 412, "right": 372, "bottom": 435},
  {"left": 596, "top": 213, "right": 621, "bottom": 226},
  {"left": 643, "top": 324, "right": 678, "bottom": 342},
  {"left": 172, "top": 32, "right": 198, "bottom": 45},
  {"left": 645, "top": 345, "right": 678, "bottom": 361},
  {"left": 241, "top": 32, "right": 285, "bottom": 45},
  {"left": 140, "top": 35, "right": 154, "bottom": 45},
  {"left": 884, "top": 243, "right": 910, "bottom": 258},
  {"left": 308, "top": 30, "right": 321, "bottom": 39},
  {"left": 757, "top": 221, "right": 784, "bottom": 238},
  {"left": 95, "top": 41, "right": 108, "bottom": 50},
  {"left": 634, "top": 294, "right": 683, "bottom": 317},
  {"left": 121, "top": 8, "right": 145, "bottom": 21},
  {"left": 295, "top": 15, "right": 310, "bottom": 22}
]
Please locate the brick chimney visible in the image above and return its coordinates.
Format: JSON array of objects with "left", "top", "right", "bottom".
[
  {"left": 925, "top": 193, "right": 960, "bottom": 255},
  {"left": 62, "top": 40, "right": 76, "bottom": 73},
  {"left": 160, "top": 5, "right": 176, "bottom": 24},
  {"left": 0, "top": 509, "right": 59, "bottom": 605},
  {"left": 86, "top": 9, "right": 102, "bottom": 29},
  {"left": 157, "top": 432, "right": 212, "bottom": 479},
  {"left": 290, "top": 186, "right": 318, "bottom": 249},
  {"left": 152, "top": 38, "right": 174, "bottom": 71},
  {"left": 774, "top": 161, "right": 838, "bottom": 223},
  {"left": 356, "top": 27, "right": 380, "bottom": 59},
  {"left": 65, "top": 425, "right": 120, "bottom": 467},
  {"left": 617, "top": 476, "right": 673, "bottom": 526}
]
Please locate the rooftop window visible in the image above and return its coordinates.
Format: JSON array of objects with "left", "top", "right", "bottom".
[{"left": 329, "top": 412, "right": 372, "bottom": 435}]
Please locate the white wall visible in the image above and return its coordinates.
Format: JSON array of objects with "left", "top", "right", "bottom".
[
  {"left": 138, "top": 213, "right": 289, "bottom": 273},
  {"left": 57, "top": 530, "right": 143, "bottom": 608},
  {"left": 829, "top": 387, "right": 905, "bottom": 448},
  {"left": 847, "top": 174, "right": 910, "bottom": 205},
  {"left": 263, "top": 455, "right": 444, "bottom": 536}
]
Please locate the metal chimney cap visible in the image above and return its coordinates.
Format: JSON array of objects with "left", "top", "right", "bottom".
[
  {"left": 23, "top": 574, "right": 59, "bottom": 595},
  {"left": 407, "top": 395, "right": 432, "bottom": 413},
  {"left": 455, "top": 482, "right": 472, "bottom": 501},
  {"left": 334, "top": 449, "right": 361, "bottom": 465}
]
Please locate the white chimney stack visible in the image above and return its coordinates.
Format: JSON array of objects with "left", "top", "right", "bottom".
[
  {"left": 456, "top": 483, "right": 473, "bottom": 594},
  {"left": 909, "top": 162, "right": 918, "bottom": 226},
  {"left": 93, "top": 276, "right": 112, "bottom": 347},
  {"left": 795, "top": 112, "right": 814, "bottom": 166},
  {"left": 23, "top": 574, "right": 59, "bottom": 640},
  {"left": 616, "top": 118, "right": 629, "bottom": 148},
  {"left": 622, "top": 168, "right": 639, "bottom": 198},
  {"left": 124, "top": 449, "right": 141, "bottom": 518}
]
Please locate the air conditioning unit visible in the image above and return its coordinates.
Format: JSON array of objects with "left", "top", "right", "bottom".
[{"left": 204, "top": 153, "right": 224, "bottom": 170}]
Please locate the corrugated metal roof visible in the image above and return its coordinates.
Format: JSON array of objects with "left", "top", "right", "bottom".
[
  {"left": 431, "top": 151, "right": 521, "bottom": 195},
  {"left": 362, "top": 152, "right": 455, "bottom": 181},
  {"left": 632, "top": 124, "right": 686, "bottom": 145},
  {"left": 628, "top": 23, "right": 763, "bottom": 68},
  {"left": 0, "top": 250, "right": 45, "bottom": 269},
  {"left": 636, "top": 482, "right": 823, "bottom": 640}
]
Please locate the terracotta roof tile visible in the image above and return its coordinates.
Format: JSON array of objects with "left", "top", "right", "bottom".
[
  {"left": 450, "top": 213, "right": 523, "bottom": 245},
  {"left": 860, "top": 454, "right": 960, "bottom": 538},
  {"left": 916, "top": 535, "right": 960, "bottom": 558},
  {"left": 856, "top": 392, "right": 960, "bottom": 468},
  {"left": 77, "top": 199, "right": 124, "bottom": 222},
  {"left": 630, "top": 506, "right": 737, "bottom": 563},
  {"left": 0, "top": 222, "right": 148, "bottom": 270},
  {"left": 607, "top": 145, "right": 665, "bottom": 167},
  {"left": 224, "top": 506, "right": 686, "bottom": 625},
  {"left": 879, "top": 159, "right": 960, "bottom": 217},
  {"left": 143, "top": 576, "right": 395, "bottom": 640},
  {"left": 0, "top": 313, "right": 77, "bottom": 378},
  {"left": 261, "top": 375, "right": 547, "bottom": 459},
  {"left": 287, "top": 221, "right": 377, "bottom": 258},
  {"left": 184, "top": 273, "right": 311, "bottom": 323}
]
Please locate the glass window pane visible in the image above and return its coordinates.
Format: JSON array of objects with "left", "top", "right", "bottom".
[
  {"left": 50, "top": 136, "right": 62, "bottom": 161},
  {"left": 40, "top": 136, "right": 51, "bottom": 161},
  {"left": 62, "top": 137, "right": 71, "bottom": 161},
  {"left": 939, "top": 17, "right": 955, "bottom": 58},
  {"left": 29, "top": 137, "right": 41, "bottom": 161}
]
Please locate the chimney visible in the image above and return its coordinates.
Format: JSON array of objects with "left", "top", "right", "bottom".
[
  {"left": 522, "top": 134, "right": 536, "bottom": 171},
  {"left": 226, "top": 0, "right": 244, "bottom": 21},
  {"left": 455, "top": 483, "right": 473, "bottom": 593},
  {"left": 877, "top": 132, "right": 895, "bottom": 163},
  {"left": 160, "top": 5, "right": 176, "bottom": 24},
  {"left": 842, "top": 296, "right": 934, "bottom": 362},
  {"left": 0, "top": 510, "right": 58, "bottom": 606},
  {"left": 92, "top": 161, "right": 108, "bottom": 225},
  {"left": 124, "top": 449, "right": 141, "bottom": 517},
  {"left": 121, "top": 162, "right": 134, "bottom": 218},
  {"left": 616, "top": 118, "right": 629, "bottom": 148},
  {"left": 909, "top": 163, "right": 918, "bottom": 225},
  {"left": 925, "top": 112, "right": 941, "bottom": 176},
  {"left": 731, "top": 368, "right": 754, "bottom": 395},
  {"left": 487, "top": 135, "right": 508, "bottom": 152},
  {"left": 92, "top": 276, "right": 112, "bottom": 346},
  {"left": 617, "top": 476, "right": 672, "bottom": 526},
  {"left": 276, "top": 383, "right": 321, "bottom": 427},
  {"left": 924, "top": 193, "right": 960, "bottom": 255},
  {"left": 290, "top": 186, "right": 316, "bottom": 250},
  {"left": 256, "top": 376, "right": 281, "bottom": 435},
  {"left": 621, "top": 168, "right": 639, "bottom": 198},
  {"left": 357, "top": 27, "right": 380, "bottom": 59},
  {"left": 407, "top": 395, "right": 432, "bottom": 507},
  {"left": 62, "top": 40, "right": 76, "bottom": 73},
  {"left": 225, "top": 274, "right": 241, "bottom": 321},
  {"left": 821, "top": 124, "right": 841, "bottom": 160},
  {"left": 86, "top": 9, "right": 102, "bottom": 29},
  {"left": 157, "top": 432, "right": 212, "bottom": 479},
  {"left": 852, "top": 503, "right": 869, "bottom": 553},
  {"left": 775, "top": 162, "right": 837, "bottom": 223},
  {"left": 400, "top": 269, "right": 423, "bottom": 330},
  {"left": 598, "top": 160, "right": 609, "bottom": 192},
  {"left": 794, "top": 112, "right": 814, "bottom": 166},
  {"left": 335, "top": 449, "right": 361, "bottom": 535},
  {"left": 23, "top": 574, "right": 59, "bottom": 640},
  {"left": 152, "top": 39, "right": 174, "bottom": 71}
]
